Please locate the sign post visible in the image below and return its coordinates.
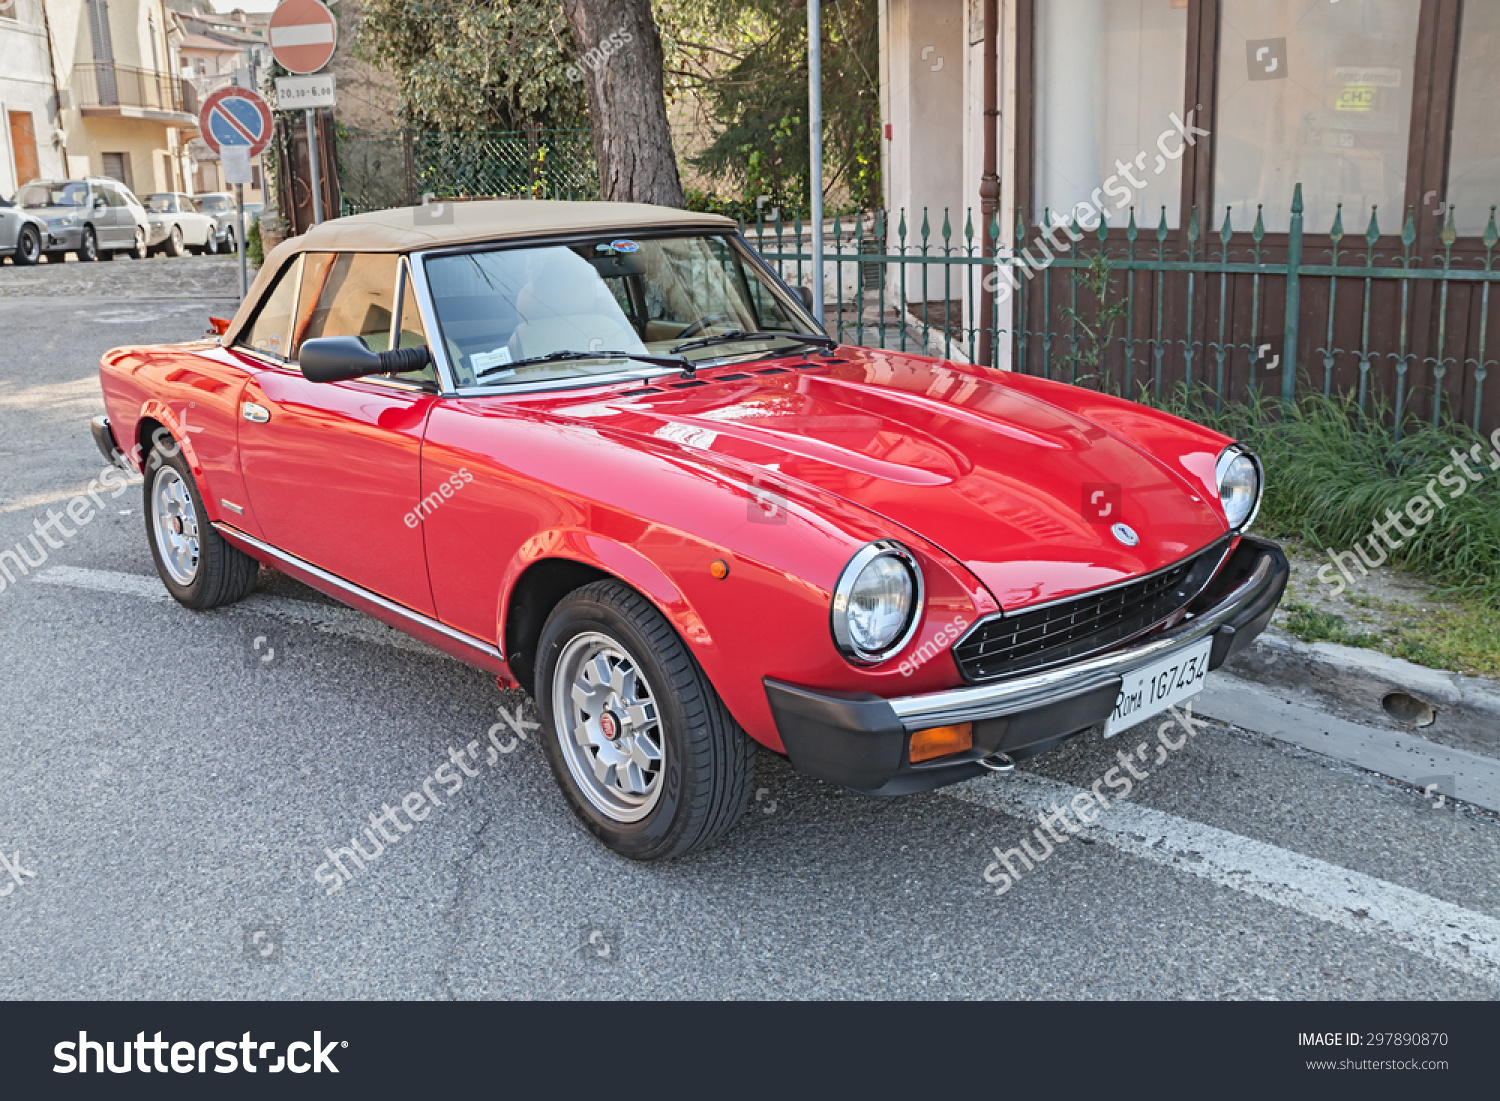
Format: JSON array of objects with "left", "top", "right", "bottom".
[
  {"left": 269, "top": 0, "right": 338, "bottom": 228},
  {"left": 198, "top": 86, "right": 272, "bottom": 300},
  {"left": 222, "top": 147, "right": 252, "bottom": 299}
]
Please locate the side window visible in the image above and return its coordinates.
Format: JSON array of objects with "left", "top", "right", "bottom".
[
  {"left": 102, "top": 185, "right": 126, "bottom": 208},
  {"left": 291, "top": 252, "right": 399, "bottom": 358},
  {"left": 238, "top": 255, "right": 303, "bottom": 360}
]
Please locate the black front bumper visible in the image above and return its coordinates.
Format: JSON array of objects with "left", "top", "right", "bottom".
[
  {"left": 90, "top": 415, "right": 127, "bottom": 467},
  {"left": 766, "top": 535, "right": 1290, "bottom": 796}
]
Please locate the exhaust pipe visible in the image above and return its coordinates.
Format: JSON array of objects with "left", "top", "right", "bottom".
[{"left": 977, "top": 752, "right": 1015, "bottom": 773}]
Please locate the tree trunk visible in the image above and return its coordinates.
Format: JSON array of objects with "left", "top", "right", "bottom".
[{"left": 562, "top": 0, "right": 684, "bottom": 207}]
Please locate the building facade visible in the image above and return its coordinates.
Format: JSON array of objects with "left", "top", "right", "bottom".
[{"left": 0, "top": 0, "right": 72, "bottom": 196}]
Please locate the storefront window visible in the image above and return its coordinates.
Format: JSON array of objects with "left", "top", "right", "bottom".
[
  {"left": 1447, "top": 4, "right": 1500, "bottom": 237},
  {"left": 1034, "top": 0, "right": 1187, "bottom": 230},
  {"left": 1214, "top": 0, "right": 1418, "bottom": 234}
]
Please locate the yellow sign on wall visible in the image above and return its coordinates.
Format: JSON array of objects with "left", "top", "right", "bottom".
[{"left": 1336, "top": 85, "right": 1377, "bottom": 112}]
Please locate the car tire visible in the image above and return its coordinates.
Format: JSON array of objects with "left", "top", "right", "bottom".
[
  {"left": 77, "top": 226, "right": 98, "bottom": 262},
  {"left": 166, "top": 226, "right": 185, "bottom": 257},
  {"left": 14, "top": 225, "right": 41, "bottom": 266},
  {"left": 144, "top": 440, "right": 260, "bottom": 609},
  {"left": 204, "top": 231, "right": 220, "bottom": 255},
  {"left": 535, "top": 579, "right": 755, "bottom": 861},
  {"left": 126, "top": 227, "right": 148, "bottom": 259},
  {"left": 225, "top": 227, "right": 237, "bottom": 253}
]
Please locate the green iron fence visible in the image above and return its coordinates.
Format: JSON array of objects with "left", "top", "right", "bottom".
[
  {"left": 336, "top": 129, "right": 598, "bottom": 216},
  {"left": 745, "top": 183, "right": 1500, "bottom": 439},
  {"left": 322, "top": 144, "right": 1499, "bottom": 438}
]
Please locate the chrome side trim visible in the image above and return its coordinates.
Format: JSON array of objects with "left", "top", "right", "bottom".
[
  {"left": 890, "top": 553, "right": 1275, "bottom": 730},
  {"left": 219, "top": 499, "right": 245, "bottom": 515},
  {"left": 213, "top": 524, "right": 504, "bottom": 661}
]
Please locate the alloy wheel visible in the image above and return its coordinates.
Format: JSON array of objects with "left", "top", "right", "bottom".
[
  {"left": 552, "top": 631, "right": 665, "bottom": 823},
  {"left": 150, "top": 466, "right": 200, "bottom": 585}
]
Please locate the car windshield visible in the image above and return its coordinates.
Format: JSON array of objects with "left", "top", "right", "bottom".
[
  {"left": 146, "top": 194, "right": 176, "bottom": 213},
  {"left": 197, "top": 195, "right": 230, "bottom": 212},
  {"left": 19, "top": 182, "right": 88, "bottom": 209},
  {"left": 424, "top": 233, "right": 816, "bottom": 387}
]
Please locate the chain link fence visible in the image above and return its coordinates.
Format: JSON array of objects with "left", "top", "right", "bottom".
[{"left": 336, "top": 129, "right": 599, "bottom": 216}]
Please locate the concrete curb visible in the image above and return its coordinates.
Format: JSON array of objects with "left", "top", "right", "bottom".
[
  {"left": 1224, "top": 628, "right": 1500, "bottom": 756},
  {"left": 1195, "top": 674, "right": 1500, "bottom": 815}
]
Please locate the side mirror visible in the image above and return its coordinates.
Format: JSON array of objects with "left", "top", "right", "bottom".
[
  {"left": 93, "top": 196, "right": 107, "bottom": 211},
  {"left": 299, "top": 335, "right": 431, "bottom": 383},
  {"left": 793, "top": 285, "right": 814, "bottom": 312}
]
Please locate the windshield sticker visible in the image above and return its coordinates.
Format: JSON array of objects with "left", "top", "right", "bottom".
[
  {"left": 608, "top": 239, "right": 639, "bottom": 253},
  {"left": 471, "top": 346, "right": 513, "bottom": 372}
]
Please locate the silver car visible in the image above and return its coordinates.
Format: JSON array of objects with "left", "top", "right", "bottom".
[
  {"left": 0, "top": 196, "right": 47, "bottom": 265},
  {"left": 15, "top": 177, "right": 150, "bottom": 261},
  {"left": 143, "top": 192, "right": 218, "bottom": 256},
  {"left": 192, "top": 192, "right": 244, "bottom": 253}
]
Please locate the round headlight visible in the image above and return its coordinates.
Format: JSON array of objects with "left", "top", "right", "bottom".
[
  {"left": 1216, "top": 446, "right": 1262, "bottom": 531},
  {"left": 831, "top": 541, "right": 922, "bottom": 663}
]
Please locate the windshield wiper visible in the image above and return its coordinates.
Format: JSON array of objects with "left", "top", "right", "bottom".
[
  {"left": 670, "top": 330, "right": 838, "bottom": 356},
  {"left": 472, "top": 349, "right": 691, "bottom": 382}
]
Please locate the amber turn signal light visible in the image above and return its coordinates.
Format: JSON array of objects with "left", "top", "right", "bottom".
[{"left": 908, "top": 722, "right": 973, "bottom": 763}]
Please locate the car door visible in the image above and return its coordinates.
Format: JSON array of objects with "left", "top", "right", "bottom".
[
  {"left": 97, "top": 182, "right": 127, "bottom": 247},
  {"left": 233, "top": 250, "right": 440, "bottom": 615}
]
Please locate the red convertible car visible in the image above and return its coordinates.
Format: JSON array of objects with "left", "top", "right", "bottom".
[{"left": 92, "top": 201, "right": 1287, "bottom": 861}]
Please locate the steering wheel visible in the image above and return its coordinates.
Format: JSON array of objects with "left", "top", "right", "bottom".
[{"left": 675, "top": 313, "right": 735, "bottom": 340}]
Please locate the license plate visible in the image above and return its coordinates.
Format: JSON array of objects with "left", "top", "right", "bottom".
[{"left": 1104, "top": 637, "right": 1213, "bottom": 738}]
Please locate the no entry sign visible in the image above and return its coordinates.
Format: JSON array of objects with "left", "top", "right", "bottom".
[
  {"left": 198, "top": 86, "right": 273, "bottom": 158},
  {"left": 269, "top": 0, "right": 338, "bottom": 75}
]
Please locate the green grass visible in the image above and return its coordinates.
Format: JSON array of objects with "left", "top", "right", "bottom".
[
  {"left": 1150, "top": 388, "right": 1500, "bottom": 609},
  {"left": 1280, "top": 597, "right": 1500, "bottom": 679},
  {"left": 1280, "top": 599, "right": 1381, "bottom": 649}
]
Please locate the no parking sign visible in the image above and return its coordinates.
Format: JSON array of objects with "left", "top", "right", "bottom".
[{"left": 198, "top": 86, "right": 273, "bottom": 158}]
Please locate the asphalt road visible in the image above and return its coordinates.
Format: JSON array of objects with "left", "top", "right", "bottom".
[{"left": 1, "top": 268, "right": 1497, "bottom": 1000}]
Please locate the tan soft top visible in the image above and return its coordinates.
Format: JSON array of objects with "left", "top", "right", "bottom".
[{"left": 224, "top": 199, "right": 737, "bottom": 346}]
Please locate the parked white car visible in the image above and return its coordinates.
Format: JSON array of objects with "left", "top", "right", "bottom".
[{"left": 144, "top": 193, "right": 219, "bottom": 256}]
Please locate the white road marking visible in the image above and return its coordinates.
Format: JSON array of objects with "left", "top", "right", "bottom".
[
  {"left": 947, "top": 771, "right": 1500, "bottom": 986},
  {"left": 32, "top": 565, "right": 444, "bottom": 658},
  {"left": 1, "top": 481, "right": 131, "bottom": 516}
]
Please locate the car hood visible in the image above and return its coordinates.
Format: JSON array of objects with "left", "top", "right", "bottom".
[
  {"left": 27, "top": 205, "right": 81, "bottom": 221},
  {"left": 543, "top": 350, "right": 1231, "bottom": 610}
]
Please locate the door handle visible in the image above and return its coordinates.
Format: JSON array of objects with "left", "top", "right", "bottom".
[{"left": 242, "top": 401, "right": 271, "bottom": 423}]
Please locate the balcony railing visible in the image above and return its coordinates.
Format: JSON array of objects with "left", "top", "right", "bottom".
[{"left": 72, "top": 63, "right": 189, "bottom": 115}]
